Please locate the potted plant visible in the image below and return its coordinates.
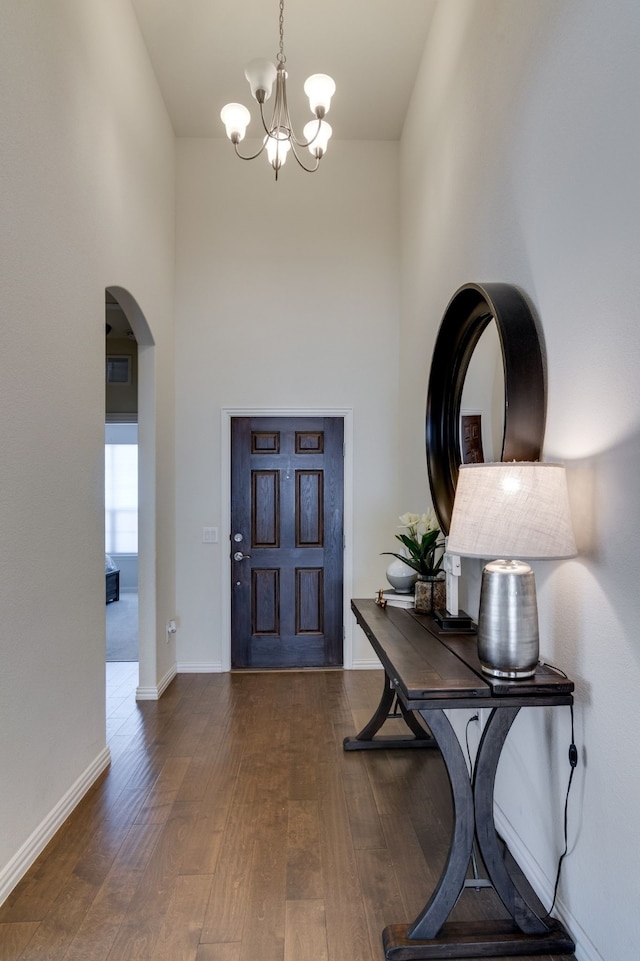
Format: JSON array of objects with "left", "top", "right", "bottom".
[{"left": 383, "top": 511, "right": 446, "bottom": 613}]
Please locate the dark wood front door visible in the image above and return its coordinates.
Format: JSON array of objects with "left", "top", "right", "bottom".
[{"left": 230, "top": 416, "right": 344, "bottom": 669}]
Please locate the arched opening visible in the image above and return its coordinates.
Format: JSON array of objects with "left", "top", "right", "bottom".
[{"left": 105, "top": 286, "right": 156, "bottom": 701}]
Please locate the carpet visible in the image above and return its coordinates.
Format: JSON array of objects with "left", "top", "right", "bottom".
[{"left": 106, "top": 591, "right": 138, "bottom": 662}]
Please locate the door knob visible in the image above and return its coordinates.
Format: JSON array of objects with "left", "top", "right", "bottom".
[{"left": 233, "top": 551, "right": 251, "bottom": 561}]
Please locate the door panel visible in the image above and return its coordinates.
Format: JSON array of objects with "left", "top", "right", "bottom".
[
  {"left": 296, "top": 568, "right": 323, "bottom": 633},
  {"left": 252, "top": 568, "right": 280, "bottom": 635},
  {"left": 252, "top": 471, "right": 280, "bottom": 546},
  {"left": 296, "top": 471, "right": 323, "bottom": 546},
  {"left": 231, "top": 416, "right": 344, "bottom": 669}
]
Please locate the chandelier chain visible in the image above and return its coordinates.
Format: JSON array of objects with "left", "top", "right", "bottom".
[{"left": 278, "top": 0, "right": 286, "bottom": 64}]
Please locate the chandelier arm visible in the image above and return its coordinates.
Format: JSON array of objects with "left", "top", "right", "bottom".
[
  {"left": 258, "top": 100, "right": 278, "bottom": 139},
  {"left": 278, "top": 73, "right": 321, "bottom": 148},
  {"left": 289, "top": 140, "right": 321, "bottom": 173},
  {"left": 273, "top": 68, "right": 292, "bottom": 140},
  {"left": 290, "top": 115, "right": 322, "bottom": 148},
  {"left": 232, "top": 140, "right": 268, "bottom": 161}
]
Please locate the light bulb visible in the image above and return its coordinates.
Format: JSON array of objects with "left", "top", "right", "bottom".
[
  {"left": 244, "top": 59, "right": 277, "bottom": 103},
  {"left": 304, "top": 73, "right": 336, "bottom": 118},
  {"left": 220, "top": 103, "right": 251, "bottom": 142},
  {"left": 265, "top": 130, "right": 291, "bottom": 168},
  {"left": 303, "top": 120, "right": 332, "bottom": 158}
]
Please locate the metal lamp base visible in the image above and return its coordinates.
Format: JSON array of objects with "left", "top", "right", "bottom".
[
  {"left": 480, "top": 662, "right": 537, "bottom": 680},
  {"left": 477, "top": 560, "right": 539, "bottom": 679}
]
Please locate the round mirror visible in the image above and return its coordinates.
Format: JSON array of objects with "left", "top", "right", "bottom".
[{"left": 426, "top": 283, "right": 546, "bottom": 535}]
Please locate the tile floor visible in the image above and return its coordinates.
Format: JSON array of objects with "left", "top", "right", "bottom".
[{"left": 105, "top": 660, "right": 139, "bottom": 746}]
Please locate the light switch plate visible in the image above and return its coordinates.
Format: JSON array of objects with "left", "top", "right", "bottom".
[{"left": 202, "top": 527, "right": 218, "bottom": 543}]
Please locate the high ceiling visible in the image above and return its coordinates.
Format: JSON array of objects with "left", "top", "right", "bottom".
[{"left": 130, "top": 0, "right": 436, "bottom": 141}]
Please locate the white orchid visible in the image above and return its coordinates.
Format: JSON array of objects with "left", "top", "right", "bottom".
[
  {"left": 386, "top": 509, "right": 444, "bottom": 576},
  {"left": 398, "top": 512, "right": 421, "bottom": 536},
  {"left": 398, "top": 510, "right": 438, "bottom": 538},
  {"left": 419, "top": 509, "right": 439, "bottom": 533}
]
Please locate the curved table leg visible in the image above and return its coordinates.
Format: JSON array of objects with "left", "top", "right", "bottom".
[
  {"left": 473, "top": 707, "right": 549, "bottom": 934},
  {"left": 407, "top": 709, "right": 475, "bottom": 939},
  {"left": 343, "top": 673, "right": 436, "bottom": 751},
  {"left": 382, "top": 705, "right": 576, "bottom": 959},
  {"left": 398, "top": 698, "right": 435, "bottom": 740}
]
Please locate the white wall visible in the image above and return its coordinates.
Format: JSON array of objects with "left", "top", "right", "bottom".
[
  {"left": 400, "top": 1, "right": 640, "bottom": 959},
  {"left": 0, "top": 0, "right": 175, "bottom": 895},
  {"left": 174, "top": 139, "right": 401, "bottom": 669}
]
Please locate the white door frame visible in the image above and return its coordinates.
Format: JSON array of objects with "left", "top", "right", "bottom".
[{"left": 221, "top": 407, "right": 354, "bottom": 672}]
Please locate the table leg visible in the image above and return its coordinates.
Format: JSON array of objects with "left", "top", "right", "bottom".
[
  {"left": 407, "top": 709, "right": 475, "bottom": 939},
  {"left": 473, "top": 707, "right": 548, "bottom": 934},
  {"left": 343, "top": 672, "right": 436, "bottom": 751},
  {"left": 382, "top": 706, "right": 576, "bottom": 959}
]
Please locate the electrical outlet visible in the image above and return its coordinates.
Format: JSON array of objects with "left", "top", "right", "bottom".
[{"left": 202, "top": 527, "right": 218, "bottom": 543}]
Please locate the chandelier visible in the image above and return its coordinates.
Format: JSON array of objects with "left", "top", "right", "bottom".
[{"left": 220, "top": 0, "right": 336, "bottom": 179}]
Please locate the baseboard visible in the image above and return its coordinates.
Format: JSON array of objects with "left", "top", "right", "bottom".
[
  {"left": 177, "top": 661, "right": 376, "bottom": 673},
  {"left": 494, "top": 803, "right": 601, "bottom": 961},
  {"left": 0, "top": 746, "right": 111, "bottom": 908},
  {"left": 350, "top": 657, "right": 383, "bottom": 670},
  {"left": 176, "top": 661, "right": 224, "bottom": 673},
  {"left": 136, "top": 665, "right": 177, "bottom": 700}
]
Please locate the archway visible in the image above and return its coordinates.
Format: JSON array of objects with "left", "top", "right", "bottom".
[{"left": 105, "top": 286, "right": 156, "bottom": 698}]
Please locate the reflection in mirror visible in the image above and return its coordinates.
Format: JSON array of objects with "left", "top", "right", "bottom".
[{"left": 460, "top": 320, "right": 505, "bottom": 464}]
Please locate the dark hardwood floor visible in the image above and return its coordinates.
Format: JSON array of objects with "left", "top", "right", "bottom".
[{"left": 0, "top": 669, "right": 575, "bottom": 961}]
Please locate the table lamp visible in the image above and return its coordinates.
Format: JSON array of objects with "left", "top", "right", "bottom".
[{"left": 446, "top": 462, "right": 577, "bottom": 678}]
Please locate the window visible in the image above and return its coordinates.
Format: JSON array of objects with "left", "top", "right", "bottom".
[
  {"left": 106, "top": 355, "right": 132, "bottom": 385},
  {"left": 105, "top": 425, "right": 138, "bottom": 554}
]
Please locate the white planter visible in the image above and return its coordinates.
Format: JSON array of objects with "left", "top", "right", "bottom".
[{"left": 385, "top": 557, "right": 418, "bottom": 593}]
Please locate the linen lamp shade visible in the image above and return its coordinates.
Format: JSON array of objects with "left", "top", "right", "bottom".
[{"left": 447, "top": 462, "right": 576, "bottom": 678}]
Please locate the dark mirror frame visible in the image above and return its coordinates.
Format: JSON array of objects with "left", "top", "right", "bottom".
[{"left": 426, "top": 282, "right": 546, "bottom": 535}]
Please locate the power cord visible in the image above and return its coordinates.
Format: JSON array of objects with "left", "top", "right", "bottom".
[
  {"left": 547, "top": 700, "right": 578, "bottom": 918},
  {"left": 463, "top": 713, "right": 487, "bottom": 888},
  {"left": 465, "top": 712, "right": 479, "bottom": 775}
]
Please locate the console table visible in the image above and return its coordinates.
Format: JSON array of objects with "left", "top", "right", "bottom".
[{"left": 346, "top": 599, "right": 575, "bottom": 960}]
